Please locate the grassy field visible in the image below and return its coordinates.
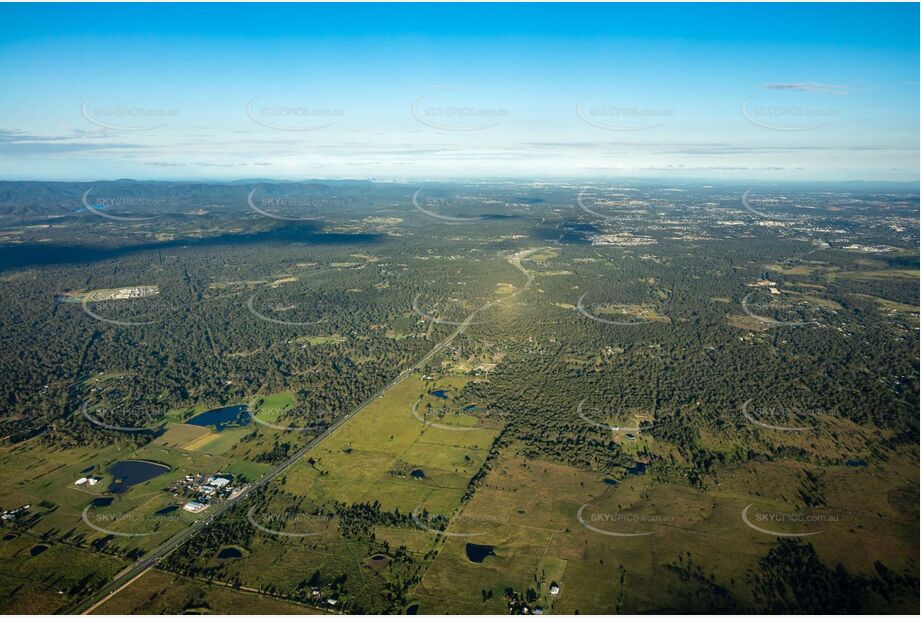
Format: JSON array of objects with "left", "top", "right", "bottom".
[
  {"left": 827, "top": 268, "right": 918, "bottom": 282},
  {"left": 152, "top": 422, "right": 212, "bottom": 450},
  {"left": 0, "top": 530, "right": 127, "bottom": 613},
  {"left": 184, "top": 426, "right": 252, "bottom": 456},
  {"left": 413, "top": 442, "right": 919, "bottom": 614},
  {"left": 249, "top": 391, "right": 297, "bottom": 423},
  {"left": 278, "top": 375, "right": 497, "bottom": 513},
  {"left": 290, "top": 335, "right": 346, "bottom": 346},
  {"left": 157, "top": 395, "right": 302, "bottom": 462},
  {"left": 0, "top": 440, "right": 152, "bottom": 540},
  {"left": 0, "top": 430, "right": 273, "bottom": 555},
  {"left": 5, "top": 236, "right": 913, "bottom": 613},
  {"left": 157, "top": 374, "right": 502, "bottom": 612},
  {"left": 591, "top": 303, "right": 670, "bottom": 322},
  {"left": 93, "top": 568, "right": 323, "bottom": 614},
  {"left": 765, "top": 263, "right": 826, "bottom": 276},
  {"left": 849, "top": 293, "right": 919, "bottom": 316},
  {"left": 0, "top": 393, "right": 290, "bottom": 612},
  {"left": 726, "top": 314, "right": 770, "bottom": 330}
]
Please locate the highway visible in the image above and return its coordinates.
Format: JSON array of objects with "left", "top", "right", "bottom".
[{"left": 65, "top": 250, "right": 537, "bottom": 614}]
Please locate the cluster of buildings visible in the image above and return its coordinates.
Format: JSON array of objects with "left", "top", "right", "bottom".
[
  {"left": 504, "top": 582, "right": 560, "bottom": 615},
  {"left": 85, "top": 285, "right": 159, "bottom": 302},
  {"left": 589, "top": 232, "right": 657, "bottom": 247},
  {"left": 73, "top": 476, "right": 101, "bottom": 486},
  {"left": 305, "top": 589, "right": 338, "bottom": 607},
  {"left": 748, "top": 279, "right": 782, "bottom": 296},
  {"left": 1, "top": 504, "right": 29, "bottom": 521},
  {"left": 842, "top": 244, "right": 892, "bottom": 253},
  {"left": 167, "top": 473, "right": 240, "bottom": 513},
  {"left": 472, "top": 362, "right": 497, "bottom": 377}
]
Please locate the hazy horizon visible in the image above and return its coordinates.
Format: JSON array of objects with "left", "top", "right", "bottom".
[{"left": 1, "top": 176, "right": 919, "bottom": 188}]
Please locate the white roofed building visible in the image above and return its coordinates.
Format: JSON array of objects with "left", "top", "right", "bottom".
[
  {"left": 183, "top": 501, "right": 208, "bottom": 513},
  {"left": 207, "top": 475, "right": 231, "bottom": 488}
]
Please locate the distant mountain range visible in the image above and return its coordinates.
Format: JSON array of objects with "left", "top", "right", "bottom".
[
  {"left": 0, "top": 178, "right": 916, "bottom": 219},
  {"left": 0, "top": 180, "right": 390, "bottom": 218}
]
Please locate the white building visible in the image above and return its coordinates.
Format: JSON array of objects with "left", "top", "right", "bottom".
[
  {"left": 183, "top": 501, "right": 208, "bottom": 513},
  {"left": 74, "top": 477, "right": 88, "bottom": 485},
  {"left": 207, "top": 475, "right": 231, "bottom": 488}
]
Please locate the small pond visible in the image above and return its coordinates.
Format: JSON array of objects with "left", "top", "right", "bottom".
[
  {"left": 107, "top": 460, "right": 170, "bottom": 493},
  {"left": 30, "top": 544, "right": 48, "bottom": 556},
  {"left": 626, "top": 462, "right": 647, "bottom": 475},
  {"left": 186, "top": 404, "right": 250, "bottom": 432},
  {"left": 465, "top": 543, "right": 496, "bottom": 563},
  {"left": 367, "top": 554, "right": 392, "bottom": 569},
  {"left": 217, "top": 547, "right": 244, "bottom": 559}
]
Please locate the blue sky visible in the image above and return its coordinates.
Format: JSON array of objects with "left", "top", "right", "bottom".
[{"left": 0, "top": 3, "right": 917, "bottom": 182}]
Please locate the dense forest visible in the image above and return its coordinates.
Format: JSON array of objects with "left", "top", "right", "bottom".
[{"left": 0, "top": 180, "right": 916, "bottom": 613}]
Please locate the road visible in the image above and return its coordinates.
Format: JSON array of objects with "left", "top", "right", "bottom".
[{"left": 65, "top": 250, "right": 537, "bottom": 615}]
